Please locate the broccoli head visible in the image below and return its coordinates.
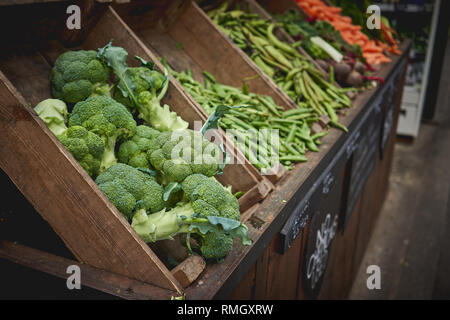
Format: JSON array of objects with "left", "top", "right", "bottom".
[
  {"left": 131, "top": 173, "right": 249, "bottom": 261},
  {"left": 95, "top": 163, "right": 166, "bottom": 220},
  {"left": 69, "top": 95, "right": 137, "bottom": 173},
  {"left": 58, "top": 126, "right": 104, "bottom": 177},
  {"left": 51, "top": 50, "right": 110, "bottom": 104},
  {"left": 34, "top": 99, "right": 68, "bottom": 136},
  {"left": 113, "top": 66, "right": 164, "bottom": 109},
  {"left": 147, "top": 129, "right": 221, "bottom": 184},
  {"left": 117, "top": 125, "right": 161, "bottom": 169}
]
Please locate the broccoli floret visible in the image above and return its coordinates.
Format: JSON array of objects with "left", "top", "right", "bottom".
[
  {"left": 97, "top": 42, "right": 188, "bottom": 131},
  {"left": 51, "top": 50, "right": 110, "bottom": 104},
  {"left": 131, "top": 173, "right": 249, "bottom": 260},
  {"left": 34, "top": 99, "right": 68, "bottom": 136},
  {"left": 182, "top": 174, "right": 240, "bottom": 220},
  {"left": 95, "top": 163, "right": 165, "bottom": 220},
  {"left": 113, "top": 67, "right": 164, "bottom": 109},
  {"left": 147, "top": 129, "right": 221, "bottom": 185},
  {"left": 117, "top": 125, "right": 161, "bottom": 169},
  {"left": 58, "top": 126, "right": 104, "bottom": 177},
  {"left": 69, "top": 95, "right": 137, "bottom": 173}
]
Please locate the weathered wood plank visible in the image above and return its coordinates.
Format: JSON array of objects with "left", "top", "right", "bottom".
[
  {"left": 171, "top": 255, "right": 206, "bottom": 289},
  {"left": 0, "top": 240, "right": 176, "bottom": 300}
]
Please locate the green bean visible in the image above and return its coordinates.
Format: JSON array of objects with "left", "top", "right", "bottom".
[
  {"left": 266, "top": 24, "right": 300, "bottom": 57},
  {"left": 311, "top": 131, "right": 329, "bottom": 140},
  {"left": 254, "top": 56, "right": 275, "bottom": 78},
  {"left": 282, "top": 108, "right": 311, "bottom": 117},
  {"left": 280, "top": 155, "right": 308, "bottom": 162},
  {"left": 286, "top": 124, "right": 297, "bottom": 143}
]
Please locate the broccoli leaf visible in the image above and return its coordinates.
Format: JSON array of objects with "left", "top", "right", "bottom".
[
  {"left": 201, "top": 105, "right": 244, "bottom": 174},
  {"left": 163, "top": 182, "right": 182, "bottom": 201},
  {"left": 97, "top": 40, "right": 137, "bottom": 105},
  {"left": 137, "top": 167, "right": 157, "bottom": 177},
  {"left": 135, "top": 55, "right": 155, "bottom": 70},
  {"left": 189, "top": 216, "right": 252, "bottom": 246}
]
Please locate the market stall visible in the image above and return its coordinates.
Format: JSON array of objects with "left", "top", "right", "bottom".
[{"left": 0, "top": 0, "right": 410, "bottom": 299}]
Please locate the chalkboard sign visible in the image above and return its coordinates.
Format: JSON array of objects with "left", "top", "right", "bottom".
[
  {"left": 341, "top": 98, "right": 383, "bottom": 228},
  {"left": 279, "top": 143, "right": 347, "bottom": 253},
  {"left": 301, "top": 150, "right": 346, "bottom": 299}
]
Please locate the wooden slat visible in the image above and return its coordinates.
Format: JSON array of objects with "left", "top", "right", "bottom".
[
  {"left": 0, "top": 240, "right": 177, "bottom": 300},
  {"left": 177, "top": 1, "right": 297, "bottom": 109},
  {"left": 264, "top": 232, "right": 303, "bottom": 299},
  {"left": 0, "top": 0, "right": 68, "bottom": 5},
  {"left": 229, "top": 264, "right": 256, "bottom": 299}
]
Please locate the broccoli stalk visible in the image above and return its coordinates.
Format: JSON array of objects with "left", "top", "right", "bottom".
[
  {"left": 101, "top": 133, "right": 120, "bottom": 173},
  {"left": 136, "top": 69, "right": 188, "bottom": 132},
  {"left": 132, "top": 173, "right": 251, "bottom": 260},
  {"left": 132, "top": 204, "right": 195, "bottom": 242},
  {"left": 132, "top": 202, "right": 251, "bottom": 260}
]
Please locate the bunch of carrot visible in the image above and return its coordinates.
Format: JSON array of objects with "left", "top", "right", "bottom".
[{"left": 295, "top": 0, "right": 398, "bottom": 66}]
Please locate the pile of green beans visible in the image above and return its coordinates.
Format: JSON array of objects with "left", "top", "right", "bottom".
[
  {"left": 207, "top": 3, "right": 350, "bottom": 132},
  {"left": 169, "top": 66, "right": 329, "bottom": 170}
]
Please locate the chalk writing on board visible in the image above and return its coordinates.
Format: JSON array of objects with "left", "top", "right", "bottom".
[
  {"left": 322, "top": 173, "right": 335, "bottom": 194},
  {"left": 306, "top": 213, "right": 338, "bottom": 289},
  {"left": 290, "top": 199, "right": 311, "bottom": 243}
]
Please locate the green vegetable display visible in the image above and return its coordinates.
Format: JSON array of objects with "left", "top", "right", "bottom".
[
  {"left": 274, "top": 10, "right": 363, "bottom": 62},
  {"left": 207, "top": 3, "right": 350, "bottom": 133},
  {"left": 35, "top": 42, "right": 251, "bottom": 262},
  {"left": 50, "top": 50, "right": 110, "bottom": 104},
  {"left": 170, "top": 66, "right": 328, "bottom": 169}
]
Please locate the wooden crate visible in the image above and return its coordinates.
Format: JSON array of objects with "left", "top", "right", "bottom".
[
  {"left": 115, "top": 0, "right": 297, "bottom": 110},
  {"left": 113, "top": 0, "right": 300, "bottom": 182},
  {"left": 0, "top": 0, "right": 267, "bottom": 295},
  {"left": 202, "top": 0, "right": 329, "bottom": 73}
]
